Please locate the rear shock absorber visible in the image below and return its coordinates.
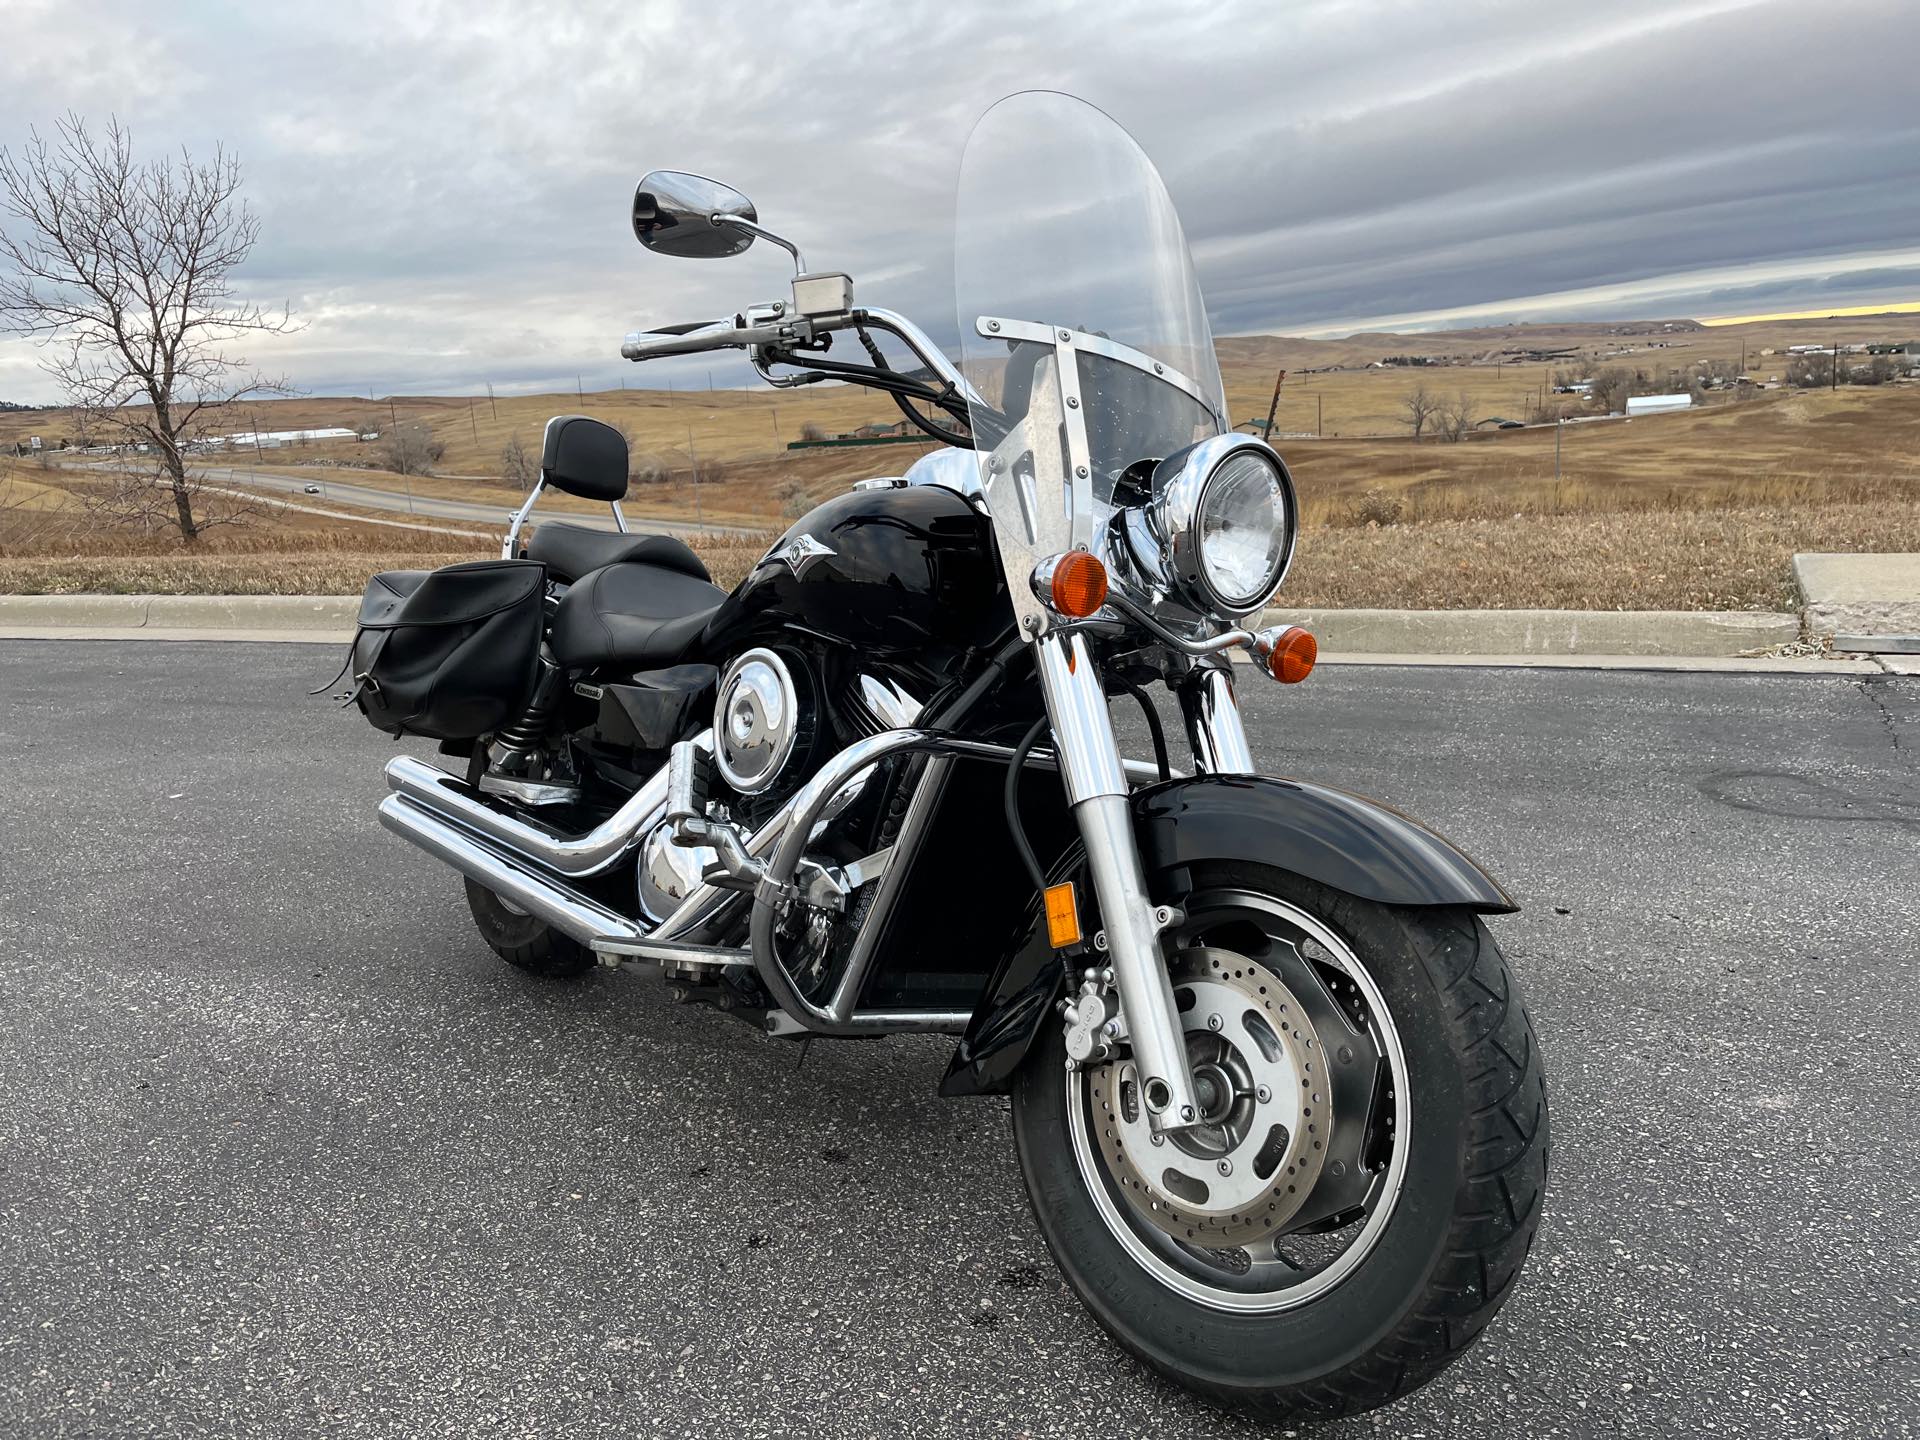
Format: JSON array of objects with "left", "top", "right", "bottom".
[{"left": 493, "top": 648, "right": 564, "bottom": 761}]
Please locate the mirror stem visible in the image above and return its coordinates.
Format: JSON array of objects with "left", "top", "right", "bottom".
[{"left": 712, "top": 214, "right": 805, "bottom": 274}]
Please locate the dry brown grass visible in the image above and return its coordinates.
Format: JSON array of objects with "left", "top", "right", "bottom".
[
  {"left": 9, "top": 496, "right": 1911, "bottom": 611},
  {"left": 0, "top": 465, "right": 777, "bottom": 596},
  {"left": 6, "top": 362, "right": 1917, "bottom": 612},
  {"left": 1284, "top": 500, "right": 1920, "bottom": 611},
  {"left": 0, "top": 535, "right": 777, "bottom": 596}
]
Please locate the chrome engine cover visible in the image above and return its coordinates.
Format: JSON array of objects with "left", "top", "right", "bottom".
[
  {"left": 636, "top": 816, "right": 713, "bottom": 924},
  {"left": 714, "top": 648, "right": 805, "bottom": 796}
]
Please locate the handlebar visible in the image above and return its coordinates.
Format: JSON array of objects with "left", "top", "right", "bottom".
[{"left": 620, "top": 301, "right": 984, "bottom": 421}]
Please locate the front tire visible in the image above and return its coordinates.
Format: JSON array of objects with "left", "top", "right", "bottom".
[{"left": 1010, "top": 864, "right": 1547, "bottom": 1423}]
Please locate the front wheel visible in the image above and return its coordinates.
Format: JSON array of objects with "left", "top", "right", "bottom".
[{"left": 1010, "top": 864, "right": 1547, "bottom": 1424}]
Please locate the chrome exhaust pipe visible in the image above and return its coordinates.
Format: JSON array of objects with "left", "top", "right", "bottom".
[
  {"left": 384, "top": 731, "right": 1161, "bottom": 890},
  {"left": 378, "top": 793, "right": 646, "bottom": 947},
  {"left": 384, "top": 749, "right": 680, "bottom": 878}
]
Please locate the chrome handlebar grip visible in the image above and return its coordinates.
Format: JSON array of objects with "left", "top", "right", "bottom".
[{"left": 620, "top": 320, "right": 748, "bottom": 360}]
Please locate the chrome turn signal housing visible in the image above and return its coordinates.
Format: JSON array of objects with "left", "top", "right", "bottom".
[
  {"left": 1032, "top": 551, "right": 1109, "bottom": 618},
  {"left": 1251, "top": 624, "right": 1317, "bottom": 683}
]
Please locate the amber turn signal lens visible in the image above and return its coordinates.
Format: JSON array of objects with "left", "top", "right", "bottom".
[
  {"left": 1254, "top": 625, "right": 1317, "bottom": 683},
  {"left": 1035, "top": 552, "right": 1108, "bottom": 618},
  {"left": 1043, "top": 881, "right": 1082, "bottom": 949}
]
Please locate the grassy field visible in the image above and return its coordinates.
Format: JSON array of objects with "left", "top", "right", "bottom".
[
  {"left": 8, "top": 496, "right": 1910, "bottom": 615},
  {"left": 4, "top": 311, "right": 1915, "bottom": 611}
]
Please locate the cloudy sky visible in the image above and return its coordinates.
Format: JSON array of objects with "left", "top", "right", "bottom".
[{"left": 2, "top": 0, "right": 1916, "bottom": 402}]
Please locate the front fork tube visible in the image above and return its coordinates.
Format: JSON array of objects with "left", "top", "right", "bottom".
[
  {"left": 1035, "top": 632, "right": 1203, "bottom": 1132},
  {"left": 1179, "top": 659, "right": 1256, "bottom": 776}
]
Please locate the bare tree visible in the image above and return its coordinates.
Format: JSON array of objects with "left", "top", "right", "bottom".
[
  {"left": 378, "top": 420, "right": 443, "bottom": 476},
  {"left": 0, "top": 115, "right": 295, "bottom": 542},
  {"left": 1434, "top": 390, "right": 1475, "bottom": 442},
  {"left": 628, "top": 451, "right": 670, "bottom": 486},
  {"left": 1400, "top": 384, "right": 1439, "bottom": 441},
  {"left": 773, "top": 476, "right": 813, "bottom": 519},
  {"left": 1589, "top": 366, "right": 1634, "bottom": 413},
  {"left": 500, "top": 432, "right": 536, "bottom": 488}
]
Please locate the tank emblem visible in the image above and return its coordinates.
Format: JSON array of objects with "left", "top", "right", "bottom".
[{"left": 766, "top": 532, "right": 835, "bottom": 577}]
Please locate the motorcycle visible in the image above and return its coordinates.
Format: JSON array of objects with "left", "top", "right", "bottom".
[{"left": 348, "top": 91, "right": 1547, "bottom": 1422}]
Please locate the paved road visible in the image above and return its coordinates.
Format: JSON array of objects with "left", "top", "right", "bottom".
[
  {"left": 60, "top": 460, "right": 753, "bottom": 541},
  {"left": 1, "top": 643, "right": 1914, "bottom": 1438}
]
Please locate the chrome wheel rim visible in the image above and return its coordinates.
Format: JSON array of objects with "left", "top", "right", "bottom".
[{"left": 1066, "top": 892, "right": 1410, "bottom": 1313}]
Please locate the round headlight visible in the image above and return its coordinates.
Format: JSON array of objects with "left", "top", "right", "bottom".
[{"left": 1152, "top": 435, "right": 1297, "bottom": 618}]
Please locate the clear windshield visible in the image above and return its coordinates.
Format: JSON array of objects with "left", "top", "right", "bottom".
[{"left": 955, "top": 91, "right": 1227, "bottom": 570}]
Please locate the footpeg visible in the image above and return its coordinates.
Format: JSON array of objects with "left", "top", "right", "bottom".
[
  {"left": 666, "top": 740, "right": 765, "bottom": 893},
  {"left": 666, "top": 739, "right": 710, "bottom": 826}
]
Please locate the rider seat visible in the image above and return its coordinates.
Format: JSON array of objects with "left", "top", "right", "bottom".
[
  {"left": 548, "top": 559, "right": 726, "bottom": 670},
  {"left": 526, "top": 522, "right": 710, "bottom": 585}
]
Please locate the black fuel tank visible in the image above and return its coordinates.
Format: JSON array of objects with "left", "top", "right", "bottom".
[{"left": 705, "top": 483, "right": 1010, "bottom": 658}]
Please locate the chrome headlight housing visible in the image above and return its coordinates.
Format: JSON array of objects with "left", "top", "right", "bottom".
[{"left": 1142, "top": 434, "right": 1297, "bottom": 619}]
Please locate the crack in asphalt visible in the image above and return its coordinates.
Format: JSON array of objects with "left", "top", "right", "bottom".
[{"left": 1854, "top": 674, "right": 1909, "bottom": 767}]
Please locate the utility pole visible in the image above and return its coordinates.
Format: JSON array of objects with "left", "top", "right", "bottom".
[
  {"left": 387, "top": 397, "right": 415, "bottom": 513},
  {"left": 770, "top": 403, "right": 781, "bottom": 450},
  {"left": 577, "top": 374, "right": 585, "bottom": 402},
  {"left": 1555, "top": 418, "right": 1563, "bottom": 485},
  {"left": 1315, "top": 393, "right": 1323, "bottom": 437},
  {"left": 1262, "top": 367, "right": 1288, "bottom": 440},
  {"left": 685, "top": 423, "right": 704, "bottom": 525},
  {"left": 468, "top": 398, "right": 479, "bottom": 445},
  {"left": 1831, "top": 337, "right": 1838, "bottom": 392},
  {"left": 486, "top": 382, "right": 497, "bottom": 420}
]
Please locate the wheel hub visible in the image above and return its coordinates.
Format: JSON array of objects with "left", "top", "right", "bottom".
[{"left": 1086, "top": 948, "right": 1330, "bottom": 1246}]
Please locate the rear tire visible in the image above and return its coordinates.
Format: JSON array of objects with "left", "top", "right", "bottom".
[
  {"left": 1010, "top": 864, "right": 1547, "bottom": 1423},
  {"left": 461, "top": 876, "right": 595, "bottom": 978},
  {"left": 459, "top": 744, "right": 595, "bottom": 979}
]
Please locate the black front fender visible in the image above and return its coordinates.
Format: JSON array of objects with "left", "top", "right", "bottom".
[{"left": 939, "top": 774, "right": 1514, "bottom": 1098}]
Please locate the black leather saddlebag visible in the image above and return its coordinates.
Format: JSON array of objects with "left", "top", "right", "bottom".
[{"left": 346, "top": 560, "right": 545, "bottom": 739}]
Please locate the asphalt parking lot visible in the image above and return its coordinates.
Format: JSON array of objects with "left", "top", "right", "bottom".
[{"left": 1, "top": 639, "right": 1914, "bottom": 1438}]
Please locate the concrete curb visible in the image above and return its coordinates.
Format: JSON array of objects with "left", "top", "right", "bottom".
[
  {"left": 1794, "top": 553, "right": 1920, "bottom": 650},
  {"left": 1260, "top": 606, "right": 1800, "bottom": 657},
  {"left": 0, "top": 594, "right": 1817, "bottom": 659},
  {"left": 0, "top": 626, "right": 352, "bottom": 645},
  {"left": 0, "top": 594, "right": 358, "bottom": 630}
]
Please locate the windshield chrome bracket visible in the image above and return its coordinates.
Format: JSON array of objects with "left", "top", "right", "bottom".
[
  {"left": 1051, "top": 328, "right": 1097, "bottom": 554},
  {"left": 975, "top": 317, "right": 1222, "bottom": 421}
]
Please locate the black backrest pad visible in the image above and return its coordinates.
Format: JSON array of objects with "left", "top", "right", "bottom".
[{"left": 541, "top": 415, "right": 629, "bottom": 501}]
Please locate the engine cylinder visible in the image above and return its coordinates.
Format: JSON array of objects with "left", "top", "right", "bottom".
[{"left": 714, "top": 647, "right": 807, "bottom": 795}]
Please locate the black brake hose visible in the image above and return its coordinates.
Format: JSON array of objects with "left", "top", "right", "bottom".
[
  {"left": 764, "top": 344, "right": 966, "bottom": 422},
  {"left": 1117, "top": 680, "right": 1171, "bottom": 783},
  {"left": 1004, "top": 715, "right": 1051, "bottom": 894},
  {"left": 854, "top": 326, "right": 974, "bottom": 447}
]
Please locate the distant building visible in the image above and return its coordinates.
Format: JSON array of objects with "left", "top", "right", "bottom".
[
  {"left": 1625, "top": 394, "right": 1693, "bottom": 417},
  {"left": 207, "top": 427, "right": 364, "bottom": 449}
]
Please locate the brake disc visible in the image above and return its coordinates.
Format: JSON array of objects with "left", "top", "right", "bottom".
[{"left": 1085, "top": 948, "right": 1330, "bottom": 1247}]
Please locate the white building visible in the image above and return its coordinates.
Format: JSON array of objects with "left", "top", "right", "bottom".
[
  {"left": 209, "top": 427, "right": 366, "bottom": 450},
  {"left": 1625, "top": 394, "right": 1694, "bottom": 417}
]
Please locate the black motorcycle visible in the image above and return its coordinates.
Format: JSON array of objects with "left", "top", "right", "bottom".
[{"left": 347, "top": 91, "right": 1547, "bottom": 1423}]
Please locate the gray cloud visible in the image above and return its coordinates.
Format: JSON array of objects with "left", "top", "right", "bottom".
[{"left": 2, "top": 0, "right": 1915, "bottom": 403}]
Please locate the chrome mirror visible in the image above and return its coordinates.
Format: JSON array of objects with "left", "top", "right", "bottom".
[{"left": 631, "top": 171, "right": 759, "bottom": 258}]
